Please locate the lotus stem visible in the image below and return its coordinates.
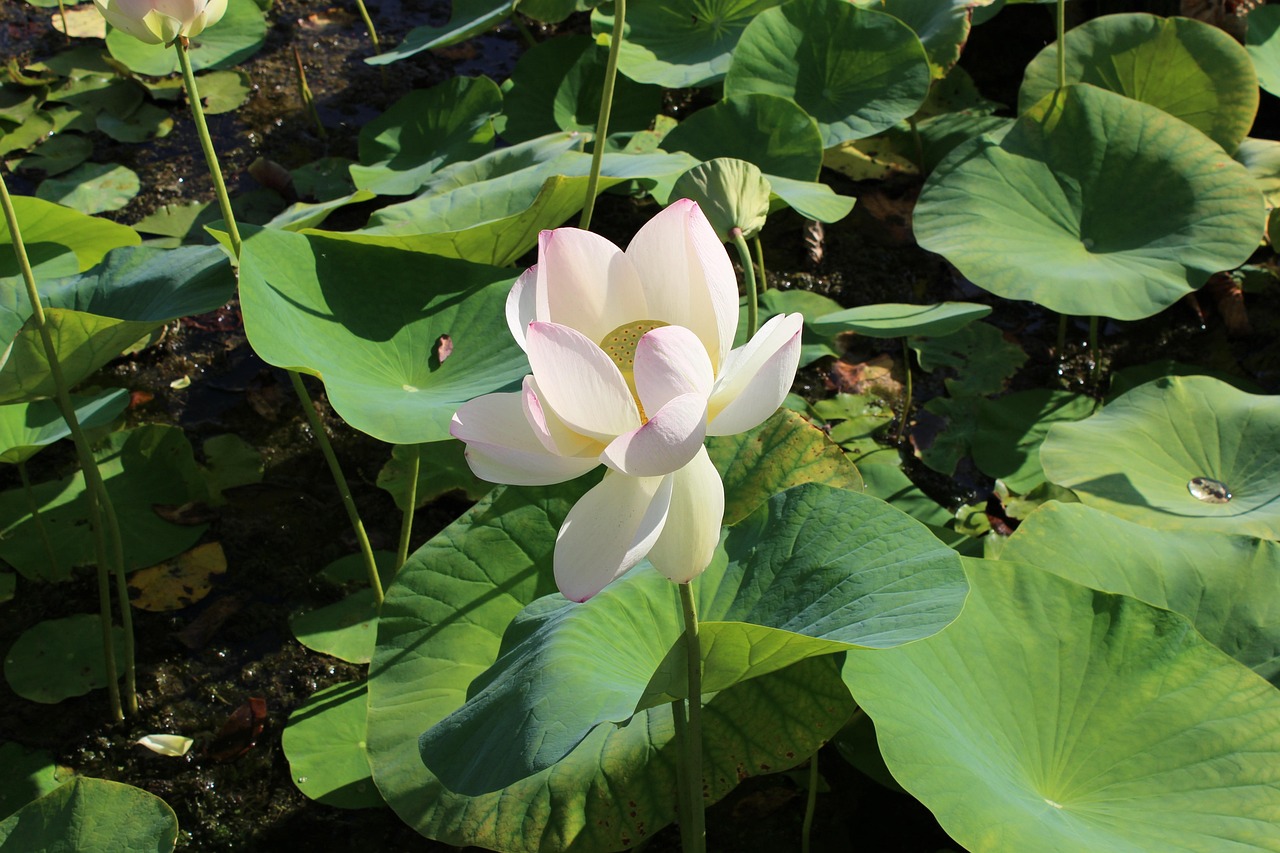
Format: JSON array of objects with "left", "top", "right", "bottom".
[
  {"left": 0, "top": 170, "right": 127, "bottom": 721},
  {"left": 578, "top": 0, "right": 624, "bottom": 230},
  {"left": 731, "top": 228, "right": 757, "bottom": 339},
  {"left": 289, "top": 372, "right": 384, "bottom": 606},
  {"left": 514, "top": 15, "right": 538, "bottom": 49},
  {"left": 102, "top": 487, "right": 137, "bottom": 715},
  {"left": 908, "top": 114, "right": 925, "bottom": 172},
  {"left": 1056, "top": 0, "right": 1066, "bottom": 90},
  {"left": 18, "top": 461, "right": 60, "bottom": 581},
  {"left": 1088, "top": 315, "right": 1100, "bottom": 385},
  {"left": 801, "top": 752, "right": 819, "bottom": 853},
  {"left": 897, "top": 338, "right": 913, "bottom": 443},
  {"left": 292, "top": 47, "right": 327, "bottom": 140},
  {"left": 671, "top": 697, "right": 693, "bottom": 849},
  {"left": 56, "top": 0, "right": 70, "bottom": 44},
  {"left": 678, "top": 581, "right": 705, "bottom": 853},
  {"left": 752, "top": 235, "right": 768, "bottom": 293},
  {"left": 354, "top": 0, "right": 382, "bottom": 54},
  {"left": 395, "top": 443, "right": 421, "bottom": 571},
  {"left": 175, "top": 37, "right": 242, "bottom": 258}
]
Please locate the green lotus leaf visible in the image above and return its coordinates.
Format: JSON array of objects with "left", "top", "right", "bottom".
[
  {"left": 4, "top": 614, "right": 125, "bottom": 703},
  {"left": 290, "top": 590, "right": 381, "bottom": 665},
  {"left": 194, "top": 69, "right": 252, "bottom": 115},
  {"left": 1246, "top": 5, "right": 1280, "bottom": 98},
  {"left": 282, "top": 681, "right": 384, "bottom": 809},
  {"left": 376, "top": 441, "right": 488, "bottom": 512},
  {"left": 351, "top": 76, "right": 502, "bottom": 196},
  {"left": 592, "top": 0, "right": 783, "bottom": 89},
  {"left": 238, "top": 227, "right": 527, "bottom": 444},
  {"left": 36, "top": 162, "right": 139, "bottom": 214},
  {"left": 1236, "top": 137, "right": 1280, "bottom": 207},
  {"left": 0, "top": 777, "right": 178, "bottom": 851},
  {"left": 368, "top": 0, "right": 511, "bottom": 66},
  {"left": 0, "top": 111, "right": 54, "bottom": 157},
  {"left": 0, "top": 195, "right": 139, "bottom": 286},
  {"left": 812, "top": 301, "right": 991, "bottom": 339},
  {"left": 726, "top": 0, "right": 932, "bottom": 147},
  {"left": 842, "top": 558, "right": 1280, "bottom": 853},
  {"left": 660, "top": 93, "right": 823, "bottom": 181},
  {"left": 881, "top": 0, "right": 977, "bottom": 78},
  {"left": 671, "top": 158, "right": 771, "bottom": 241},
  {"left": 7, "top": 134, "right": 93, "bottom": 177},
  {"left": 419, "top": 483, "right": 965, "bottom": 795},
  {"left": 762, "top": 175, "right": 856, "bottom": 223},
  {"left": 0, "top": 388, "right": 129, "bottom": 465},
  {"left": 707, "top": 407, "right": 863, "bottom": 525},
  {"left": 105, "top": 0, "right": 266, "bottom": 76},
  {"left": 0, "top": 743, "right": 64, "bottom": 821},
  {"left": 1002, "top": 502, "right": 1280, "bottom": 683},
  {"left": 747, "top": 288, "right": 846, "bottom": 365},
  {"left": 972, "top": 390, "right": 1094, "bottom": 494},
  {"left": 1041, "top": 376, "right": 1280, "bottom": 538},
  {"left": 0, "top": 425, "right": 209, "bottom": 580},
  {"left": 910, "top": 320, "right": 1026, "bottom": 397},
  {"left": 96, "top": 102, "right": 173, "bottom": 143},
  {"left": 1020, "top": 13, "right": 1258, "bottom": 152},
  {"left": 914, "top": 84, "right": 1264, "bottom": 320}
]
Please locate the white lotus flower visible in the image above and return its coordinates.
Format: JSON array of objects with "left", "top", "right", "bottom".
[
  {"left": 451, "top": 200, "right": 803, "bottom": 602},
  {"left": 92, "top": 0, "right": 227, "bottom": 44}
]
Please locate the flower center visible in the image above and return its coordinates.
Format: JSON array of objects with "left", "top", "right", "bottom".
[{"left": 600, "top": 320, "right": 669, "bottom": 422}]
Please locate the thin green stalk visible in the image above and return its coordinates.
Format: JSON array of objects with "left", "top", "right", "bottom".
[
  {"left": 175, "top": 37, "right": 241, "bottom": 257},
  {"left": 395, "top": 444, "right": 421, "bottom": 571},
  {"left": 907, "top": 114, "right": 926, "bottom": 172},
  {"left": 354, "top": 0, "right": 382, "bottom": 53},
  {"left": 1056, "top": 0, "right": 1066, "bottom": 90},
  {"left": 513, "top": 14, "right": 539, "bottom": 49},
  {"left": 0, "top": 170, "right": 125, "bottom": 721},
  {"left": 18, "top": 460, "right": 60, "bottom": 581},
  {"left": 896, "top": 338, "right": 913, "bottom": 443},
  {"left": 56, "top": 0, "right": 70, "bottom": 43},
  {"left": 752, "top": 234, "right": 767, "bottom": 294},
  {"left": 671, "top": 698, "right": 693, "bottom": 853},
  {"left": 578, "top": 0, "right": 624, "bottom": 230},
  {"left": 801, "top": 752, "right": 819, "bottom": 853},
  {"left": 677, "top": 582, "right": 705, "bottom": 853},
  {"left": 292, "top": 47, "right": 327, "bottom": 140},
  {"left": 290, "top": 372, "right": 384, "bottom": 605},
  {"left": 102, "top": 490, "right": 137, "bottom": 715},
  {"left": 730, "top": 228, "right": 757, "bottom": 339}
]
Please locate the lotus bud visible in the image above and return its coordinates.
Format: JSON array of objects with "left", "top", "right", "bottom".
[{"left": 92, "top": 0, "right": 228, "bottom": 45}]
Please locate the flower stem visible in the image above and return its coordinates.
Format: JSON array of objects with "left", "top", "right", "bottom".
[
  {"left": 578, "top": 0, "right": 624, "bottom": 231},
  {"left": 395, "top": 443, "right": 420, "bottom": 571},
  {"left": 678, "top": 581, "right": 705, "bottom": 853},
  {"left": 730, "top": 228, "right": 757, "bottom": 339},
  {"left": 56, "top": 0, "right": 70, "bottom": 43},
  {"left": 801, "top": 751, "right": 819, "bottom": 853},
  {"left": 292, "top": 47, "right": 327, "bottom": 140},
  {"left": 1056, "top": 0, "right": 1067, "bottom": 90},
  {"left": 19, "top": 460, "right": 60, "bottom": 581},
  {"left": 671, "top": 697, "right": 693, "bottom": 851},
  {"left": 354, "top": 0, "right": 382, "bottom": 54},
  {"left": 896, "top": 338, "right": 913, "bottom": 443},
  {"left": 289, "top": 372, "right": 384, "bottom": 606},
  {"left": 0, "top": 170, "right": 127, "bottom": 721},
  {"left": 175, "top": 37, "right": 241, "bottom": 258},
  {"left": 752, "top": 234, "right": 767, "bottom": 294}
]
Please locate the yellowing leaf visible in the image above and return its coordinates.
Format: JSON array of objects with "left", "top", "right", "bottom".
[{"left": 127, "top": 542, "right": 226, "bottom": 612}]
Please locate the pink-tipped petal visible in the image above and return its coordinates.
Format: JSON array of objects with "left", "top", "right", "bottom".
[
  {"left": 647, "top": 447, "right": 724, "bottom": 584},
  {"left": 451, "top": 392, "right": 600, "bottom": 486},
  {"left": 707, "top": 313, "right": 804, "bottom": 436},
  {"left": 600, "top": 392, "right": 708, "bottom": 477},
  {"left": 626, "top": 199, "right": 739, "bottom": 371},
  {"left": 522, "top": 375, "right": 600, "bottom": 457},
  {"left": 526, "top": 321, "right": 641, "bottom": 441},
  {"left": 505, "top": 266, "right": 538, "bottom": 351},
  {"left": 633, "top": 324, "right": 714, "bottom": 415},
  {"left": 535, "top": 228, "right": 647, "bottom": 343},
  {"left": 554, "top": 471, "right": 673, "bottom": 601}
]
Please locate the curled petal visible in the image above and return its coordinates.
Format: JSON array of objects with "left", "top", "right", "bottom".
[
  {"left": 626, "top": 199, "right": 739, "bottom": 371},
  {"left": 505, "top": 266, "right": 538, "bottom": 351},
  {"left": 647, "top": 447, "right": 724, "bottom": 584},
  {"left": 535, "top": 229, "right": 647, "bottom": 344},
  {"left": 526, "top": 322, "right": 641, "bottom": 441},
  {"left": 633, "top": 324, "right": 714, "bottom": 415},
  {"left": 707, "top": 312, "right": 804, "bottom": 436},
  {"left": 555, "top": 471, "right": 673, "bottom": 602},
  {"left": 451, "top": 392, "right": 599, "bottom": 486},
  {"left": 600, "top": 392, "right": 707, "bottom": 477},
  {"left": 522, "top": 376, "right": 600, "bottom": 457}
]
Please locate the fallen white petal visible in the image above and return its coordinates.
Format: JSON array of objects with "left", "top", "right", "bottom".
[{"left": 136, "top": 734, "right": 193, "bottom": 757}]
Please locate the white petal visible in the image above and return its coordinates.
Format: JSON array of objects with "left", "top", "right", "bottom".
[
  {"left": 707, "top": 312, "right": 804, "bottom": 436},
  {"left": 647, "top": 447, "right": 724, "bottom": 584},
  {"left": 505, "top": 266, "right": 538, "bottom": 352},
  {"left": 633, "top": 324, "right": 714, "bottom": 415},
  {"left": 626, "top": 199, "right": 739, "bottom": 371},
  {"left": 535, "top": 228, "right": 647, "bottom": 344},
  {"left": 555, "top": 471, "right": 673, "bottom": 602},
  {"left": 600, "top": 392, "right": 707, "bottom": 477},
  {"left": 526, "top": 321, "right": 640, "bottom": 441},
  {"left": 136, "top": 734, "right": 193, "bottom": 757},
  {"left": 522, "top": 375, "right": 599, "bottom": 457},
  {"left": 451, "top": 392, "right": 599, "bottom": 486}
]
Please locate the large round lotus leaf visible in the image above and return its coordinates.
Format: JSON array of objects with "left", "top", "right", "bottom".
[
  {"left": 36, "top": 162, "right": 139, "bottom": 215},
  {"left": 660, "top": 93, "right": 823, "bottom": 181},
  {"left": 1020, "top": 14, "right": 1258, "bottom": 152},
  {"left": 0, "top": 777, "right": 178, "bottom": 852},
  {"left": 725, "top": 0, "right": 932, "bottom": 147},
  {"left": 1236, "top": 137, "right": 1280, "bottom": 207},
  {"left": 1246, "top": 5, "right": 1280, "bottom": 98},
  {"left": 914, "top": 84, "right": 1264, "bottom": 320},
  {"left": 0, "top": 743, "right": 64, "bottom": 821},
  {"left": 1041, "top": 376, "right": 1280, "bottom": 538},
  {"left": 4, "top": 614, "right": 125, "bottom": 703},
  {"left": 1003, "top": 502, "right": 1280, "bottom": 683},
  {"left": 105, "top": 0, "right": 266, "bottom": 76},
  {"left": 842, "top": 558, "right": 1280, "bottom": 853},
  {"left": 282, "top": 681, "right": 384, "bottom": 810},
  {"left": 238, "top": 227, "right": 527, "bottom": 445},
  {"left": 811, "top": 301, "right": 991, "bottom": 339},
  {"left": 671, "top": 158, "right": 772, "bottom": 241},
  {"left": 0, "top": 195, "right": 138, "bottom": 285},
  {"left": 592, "top": 0, "right": 783, "bottom": 89},
  {"left": 368, "top": 480, "right": 858, "bottom": 851},
  {"left": 881, "top": 0, "right": 976, "bottom": 79},
  {"left": 0, "top": 389, "right": 128, "bottom": 465},
  {"left": 367, "top": 0, "right": 511, "bottom": 66},
  {"left": 418, "top": 483, "right": 964, "bottom": 795}
]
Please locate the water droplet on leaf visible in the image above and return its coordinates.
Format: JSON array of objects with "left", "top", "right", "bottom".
[{"left": 1188, "top": 476, "right": 1231, "bottom": 503}]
